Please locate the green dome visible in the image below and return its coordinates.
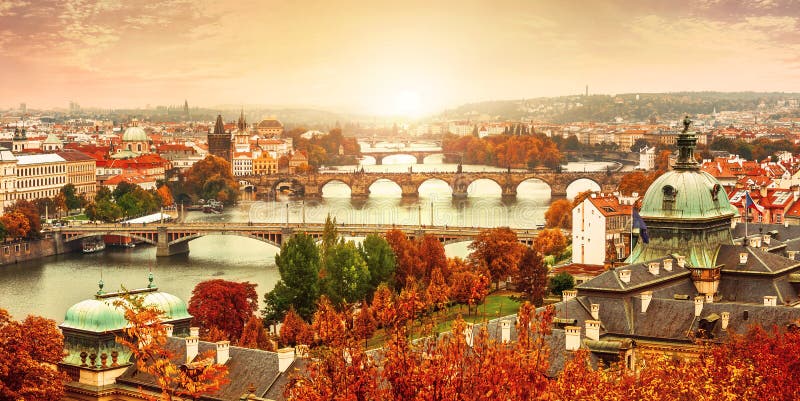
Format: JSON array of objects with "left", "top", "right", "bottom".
[
  {"left": 60, "top": 290, "right": 191, "bottom": 333},
  {"left": 43, "top": 133, "right": 62, "bottom": 145},
  {"left": 640, "top": 169, "right": 738, "bottom": 221},
  {"left": 122, "top": 126, "right": 148, "bottom": 142}
]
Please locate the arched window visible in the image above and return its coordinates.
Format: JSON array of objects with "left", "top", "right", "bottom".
[
  {"left": 137, "top": 144, "right": 142, "bottom": 152},
  {"left": 662, "top": 185, "right": 677, "bottom": 210}
]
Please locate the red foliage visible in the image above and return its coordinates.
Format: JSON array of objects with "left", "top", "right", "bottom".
[
  {"left": 187, "top": 279, "right": 258, "bottom": 343},
  {"left": 238, "top": 315, "right": 275, "bottom": 351},
  {"left": 370, "top": 283, "right": 396, "bottom": 328},
  {"left": 310, "top": 296, "right": 348, "bottom": 346},
  {"left": 352, "top": 301, "right": 377, "bottom": 341},
  {"left": 469, "top": 227, "right": 525, "bottom": 287},
  {"left": 280, "top": 308, "right": 312, "bottom": 347}
]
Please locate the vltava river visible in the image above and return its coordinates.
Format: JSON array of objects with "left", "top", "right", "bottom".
[{"left": 0, "top": 151, "right": 611, "bottom": 321}]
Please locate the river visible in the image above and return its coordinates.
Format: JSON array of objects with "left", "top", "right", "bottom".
[{"left": 0, "top": 147, "right": 613, "bottom": 321}]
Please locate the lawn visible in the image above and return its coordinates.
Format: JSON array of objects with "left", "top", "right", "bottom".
[{"left": 365, "top": 291, "right": 524, "bottom": 349}]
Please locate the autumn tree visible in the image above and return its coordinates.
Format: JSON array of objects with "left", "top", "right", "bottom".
[
  {"left": 424, "top": 268, "right": 451, "bottom": 311},
  {"left": 183, "top": 155, "right": 239, "bottom": 205},
  {"left": 358, "top": 234, "right": 397, "bottom": 292},
  {"left": 385, "top": 229, "right": 422, "bottom": 289},
  {"left": 238, "top": 315, "right": 275, "bottom": 351},
  {"left": 534, "top": 228, "right": 568, "bottom": 256},
  {"left": 370, "top": 283, "right": 396, "bottom": 328},
  {"left": 545, "top": 198, "right": 572, "bottom": 229},
  {"left": 156, "top": 184, "right": 174, "bottom": 206},
  {"left": 469, "top": 227, "right": 525, "bottom": 288},
  {"left": 311, "top": 296, "right": 348, "bottom": 346},
  {"left": 114, "top": 294, "right": 229, "bottom": 400},
  {"left": 353, "top": 301, "right": 377, "bottom": 342},
  {"left": 263, "top": 233, "right": 321, "bottom": 323},
  {"left": 514, "top": 248, "right": 549, "bottom": 306},
  {"left": 188, "top": 279, "right": 258, "bottom": 343},
  {"left": 0, "top": 211, "right": 30, "bottom": 239},
  {"left": 618, "top": 171, "right": 657, "bottom": 196},
  {"left": 8, "top": 199, "right": 41, "bottom": 239},
  {"left": 280, "top": 308, "right": 313, "bottom": 347},
  {"left": 0, "top": 308, "right": 70, "bottom": 401},
  {"left": 417, "top": 234, "right": 449, "bottom": 282}
]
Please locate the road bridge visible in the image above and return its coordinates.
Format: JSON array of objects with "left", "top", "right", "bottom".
[
  {"left": 239, "top": 170, "right": 622, "bottom": 199},
  {"left": 51, "top": 222, "right": 541, "bottom": 257}
]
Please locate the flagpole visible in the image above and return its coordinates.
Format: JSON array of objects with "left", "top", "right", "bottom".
[{"left": 745, "top": 191, "right": 748, "bottom": 240}]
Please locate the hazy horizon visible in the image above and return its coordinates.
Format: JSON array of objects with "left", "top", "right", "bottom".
[{"left": 1, "top": 0, "right": 799, "bottom": 115}]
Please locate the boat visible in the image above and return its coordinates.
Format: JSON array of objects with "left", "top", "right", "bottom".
[
  {"left": 103, "top": 235, "right": 136, "bottom": 248},
  {"left": 82, "top": 238, "right": 106, "bottom": 253},
  {"left": 202, "top": 200, "right": 224, "bottom": 213}
]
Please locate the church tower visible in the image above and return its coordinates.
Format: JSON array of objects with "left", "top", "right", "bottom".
[{"left": 627, "top": 116, "right": 739, "bottom": 297}]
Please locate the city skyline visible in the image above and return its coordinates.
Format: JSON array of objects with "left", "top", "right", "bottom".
[{"left": 1, "top": 0, "right": 799, "bottom": 115}]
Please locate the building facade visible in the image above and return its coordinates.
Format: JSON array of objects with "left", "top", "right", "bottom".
[
  {"left": 15, "top": 154, "right": 67, "bottom": 201},
  {"left": 58, "top": 150, "right": 97, "bottom": 201},
  {"left": 208, "top": 115, "right": 232, "bottom": 163},
  {"left": 572, "top": 193, "right": 634, "bottom": 266}
]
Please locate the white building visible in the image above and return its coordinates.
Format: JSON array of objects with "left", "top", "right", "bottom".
[
  {"left": 0, "top": 149, "right": 17, "bottom": 213},
  {"left": 15, "top": 154, "right": 67, "bottom": 201},
  {"left": 232, "top": 152, "right": 253, "bottom": 176},
  {"left": 572, "top": 193, "right": 635, "bottom": 266},
  {"left": 638, "top": 146, "right": 656, "bottom": 171}
]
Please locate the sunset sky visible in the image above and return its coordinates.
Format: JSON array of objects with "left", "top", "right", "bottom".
[{"left": 1, "top": 0, "right": 799, "bottom": 115}]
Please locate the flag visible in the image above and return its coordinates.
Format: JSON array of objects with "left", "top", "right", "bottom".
[
  {"left": 633, "top": 209, "right": 649, "bottom": 244},
  {"left": 744, "top": 192, "right": 765, "bottom": 214}
]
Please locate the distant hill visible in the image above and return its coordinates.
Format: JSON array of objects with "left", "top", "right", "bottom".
[{"left": 438, "top": 92, "right": 800, "bottom": 123}]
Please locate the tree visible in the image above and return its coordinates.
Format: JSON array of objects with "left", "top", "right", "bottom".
[
  {"left": 238, "top": 315, "right": 275, "bottom": 351},
  {"left": 0, "top": 308, "right": 70, "bottom": 401},
  {"left": 320, "top": 214, "right": 338, "bottom": 260},
  {"left": 321, "top": 240, "right": 371, "bottom": 307},
  {"left": 514, "top": 248, "right": 548, "bottom": 306},
  {"left": 618, "top": 171, "right": 657, "bottom": 196},
  {"left": 385, "top": 229, "right": 422, "bottom": 289},
  {"left": 280, "top": 308, "right": 313, "bottom": 347},
  {"left": 156, "top": 184, "right": 174, "bottom": 206},
  {"left": 469, "top": 227, "right": 525, "bottom": 288},
  {"left": 533, "top": 228, "right": 567, "bottom": 256},
  {"left": 60, "top": 183, "right": 82, "bottom": 211},
  {"left": 114, "top": 293, "right": 229, "bottom": 400},
  {"left": 548, "top": 271, "right": 575, "bottom": 296},
  {"left": 353, "top": 301, "right": 377, "bottom": 342},
  {"left": 545, "top": 199, "right": 572, "bottom": 229},
  {"left": 311, "top": 296, "right": 348, "bottom": 346},
  {"left": 188, "top": 279, "right": 258, "bottom": 343},
  {"left": 358, "top": 234, "right": 397, "bottom": 292},
  {"left": 263, "top": 233, "right": 321, "bottom": 323},
  {"left": 184, "top": 155, "right": 239, "bottom": 205},
  {"left": 0, "top": 211, "right": 30, "bottom": 239},
  {"left": 417, "top": 234, "right": 448, "bottom": 282},
  {"left": 424, "top": 268, "right": 451, "bottom": 310},
  {"left": 655, "top": 149, "right": 673, "bottom": 172},
  {"left": 630, "top": 138, "right": 652, "bottom": 153},
  {"left": 370, "top": 283, "right": 396, "bottom": 328},
  {"left": 8, "top": 199, "right": 40, "bottom": 239}
]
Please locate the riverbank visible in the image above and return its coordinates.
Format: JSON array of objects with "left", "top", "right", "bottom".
[{"left": 0, "top": 237, "right": 80, "bottom": 266}]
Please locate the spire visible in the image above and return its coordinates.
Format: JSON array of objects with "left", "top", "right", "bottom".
[
  {"left": 238, "top": 108, "right": 247, "bottom": 132},
  {"left": 674, "top": 115, "right": 699, "bottom": 171},
  {"left": 213, "top": 114, "right": 225, "bottom": 135}
]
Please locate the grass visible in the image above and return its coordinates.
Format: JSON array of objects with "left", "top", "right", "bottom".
[{"left": 365, "top": 291, "right": 524, "bottom": 349}]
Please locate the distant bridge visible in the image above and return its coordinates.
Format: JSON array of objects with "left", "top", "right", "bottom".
[
  {"left": 239, "top": 170, "right": 623, "bottom": 199},
  {"left": 360, "top": 149, "right": 444, "bottom": 165},
  {"left": 52, "top": 222, "right": 541, "bottom": 257}
]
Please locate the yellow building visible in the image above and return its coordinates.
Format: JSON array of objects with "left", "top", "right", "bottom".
[
  {"left": 252, "top": 151, "right": 278, "bottom": 175},
  {"left": 58, "top": 150, "right": 97, "bottom": 202}
]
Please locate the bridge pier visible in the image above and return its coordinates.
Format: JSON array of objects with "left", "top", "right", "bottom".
[
  {"left": 501, "top": 187, "right": 517, "bottom": 199},
  {"left": 156, "top": 227, "right": 190, "bottom": 257}
]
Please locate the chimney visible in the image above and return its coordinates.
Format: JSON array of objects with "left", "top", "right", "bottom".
[
  {"left": 648, "top": 262, "right": 660, "bottom": 275},
  {"left": 721, "top": 312, "right": 730, "bottom": 330},
  {"left": 694, "top": 296, "right": 704, "bottom": 317},
  {"left": 562, "top": 289, "right": 577, "bottom": 303},
  {"left": 739, "top": 252, "right": 748, "bottom": 264},
  {"left": 590, "top": 303, "right": 600, "bottom": 320},
  {"left": 585, "top": 320, "right": 601, "bottom": 341},
  {"left": 164, "top": 324, "right": 174, "bottom": 337},
  {"left": 764, "top": 295, "right": 777, "bottom": 306},
  {"left": 705, "top": 293, "right": 714, "bottom": 304},
  {"left": 748, "top": 237, "right": 762, "bottom": 248},
  {"left": 190, "top": 326, "right": 200, "bottom": 338},
  {"left": 641, "top": 291, "right": 653, "bottom": 313},
  {"left": 215, "top": 341, "right": 230, "bottom": 364},
  {"left": 185, "top": 336, "right": 199, "bottom": 363},
  {"left": 619, "top": 269, "right": 631, "bottom": 284},
  {"left": 788, "top": 250, "right": 797, "bottom": 260},
  {"left": 762, "top": 234, "right": 771, "bottom": 245},
  {"left": 501, "top": 321, "right": 511, "bottom": 343},
  {"left": 662, "top": 258, "right": 673, "bottom": 272},
  {"left": 277, "top": 347, "right": 295, "bottom": 372},
  {"left": 676, "top": 255, "right": 686, "bottom": 268},
  {"left": 565, "top": 326, "right": 581, "bottom": 351}
]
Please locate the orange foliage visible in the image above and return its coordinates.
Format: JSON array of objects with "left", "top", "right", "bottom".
[
  {"left": 310, "top": 296, "right": 348, "bottom": 347},
  {"left": 0, "top": 211, "right": 30, "bottom": 239},
  {"left": 545, "top": 198, "right": 572, "bottom": 229},
  {"left": 156, "top": 185, "right": 174, "bottom": 206},
  {"left": 370, "top": 283, "right": 396, "bottom": 328},
  {"left": 280, "top": 308, "right": 313, "bottom": 347},
  {"left": 443, "top": 133, "right": 563, "bottom": 169},
  {"left": 237, "top": 315, "right": 275, "bottom": 351},
  {"left": 352, "top": 301, "right": 377, "bottom": 341},
  {"left": 113, "top": 294, "right": 229, "bottom": 400},
  {"left": 534, "top": 228, "right": 567, "bottom": 256},
  {"left": 469, "top": 227, "right": 525, "bottom": 287},
  {"left": 618, "top": 171, "right": 658, "bottom": 196}
]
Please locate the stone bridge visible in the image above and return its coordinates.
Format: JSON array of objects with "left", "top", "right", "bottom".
[
  {"left": 240, "top": 170, "right": 623, "bottom": 199},
  {"left": 360, "top": 149, "right": 444, "bottom": 165},
  {"left": 52, "top": 222, "right": 541, "bottom": 257}
]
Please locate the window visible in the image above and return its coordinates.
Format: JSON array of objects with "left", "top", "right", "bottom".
[
  {"left": 777, "top": 214, "right": 783, "bottom": 223},
  {"left": 662, "top": 185, "right": 677, "bottom": 210}
]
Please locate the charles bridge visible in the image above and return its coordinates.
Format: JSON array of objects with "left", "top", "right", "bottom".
[
  {"left": 239, "top": 170, "right": 624, "bottom": 199},
  {"left": 359, "top": 149, "right": 444, "bottom": 165},
  {"left": 51, "top": 222, "right": 542, "bottom": 257}
]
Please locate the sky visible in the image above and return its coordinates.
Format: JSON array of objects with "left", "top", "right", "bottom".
[{"left": 1, "top": 0, "right": 799, "bottom": 116}]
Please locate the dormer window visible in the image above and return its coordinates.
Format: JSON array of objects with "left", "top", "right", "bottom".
[
  {"left": 711, "top": 184, "right": 721, "bottom": 202},
  {"left": 662, "top": 185, "right": 677, "bottom": 210}
]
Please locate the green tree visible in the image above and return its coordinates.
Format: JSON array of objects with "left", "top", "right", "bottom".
[
  {"left": 548, "top": 272, "right": 575, "bottom": 297},
  {"left": 358, "top": 234, "right": 397, "bottom": 292},
  {"left": 321, "top": 240, "right": 371, "bottom": 307},
  {"left": 184, "top": 155, "right": 239, "bottom": 205},
  {"left": 60, "top": 183, "right": 82, "bottom": 211},
  {"left": 321, "top": 214, "right": 338, "bottom": 260},
  {"left": 262, "top": 233, "right": 320, "bottom": 323}
]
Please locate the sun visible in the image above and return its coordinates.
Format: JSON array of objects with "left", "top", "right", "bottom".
[{"left": 392, "top": 90, "right": 422, "bottom": 117}]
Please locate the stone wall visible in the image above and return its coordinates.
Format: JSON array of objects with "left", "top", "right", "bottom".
[{"left": 0, "top": 237, "right": 79, "bottom": 266}]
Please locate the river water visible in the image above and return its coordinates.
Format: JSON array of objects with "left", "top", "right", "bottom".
[{"left": 0, "top": 145, "right": 613, "bottom": 321}]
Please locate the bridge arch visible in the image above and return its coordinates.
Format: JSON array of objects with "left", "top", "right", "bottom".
[
  {"left": 272, "top": 178, "right": 305, "bottom": 196},
  {"left": 168, "top": 232, "right": 282, "bottom": 249},
  {"left": 379, "top": 154, "right": 419, "bottom": 165},
  {"left": 466, "top": 177, "right": 503, "bottom": 197},
  {"left": 319, "top": 179, "right": 352, "bottom": 197},
  {"left": 420, "top": 153, "right": 445, "bottom": 164},
  {"left": 566, "top": 178, "right": 603, "bottom": 199},
  {"left": 516, "top": 177, "right": 553, "bottom": 198},
  {"left": 239, "top": 180, "right": 256, "bottom": 192},
  {"left": 63, "top": 232, "right": 157, "bottom": 245},
  {"left": 367, "top": 177, "right": 403, "bottom": 197},
  {"left": 417, "top": 178, "right": 453, "bottom": 197}
]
